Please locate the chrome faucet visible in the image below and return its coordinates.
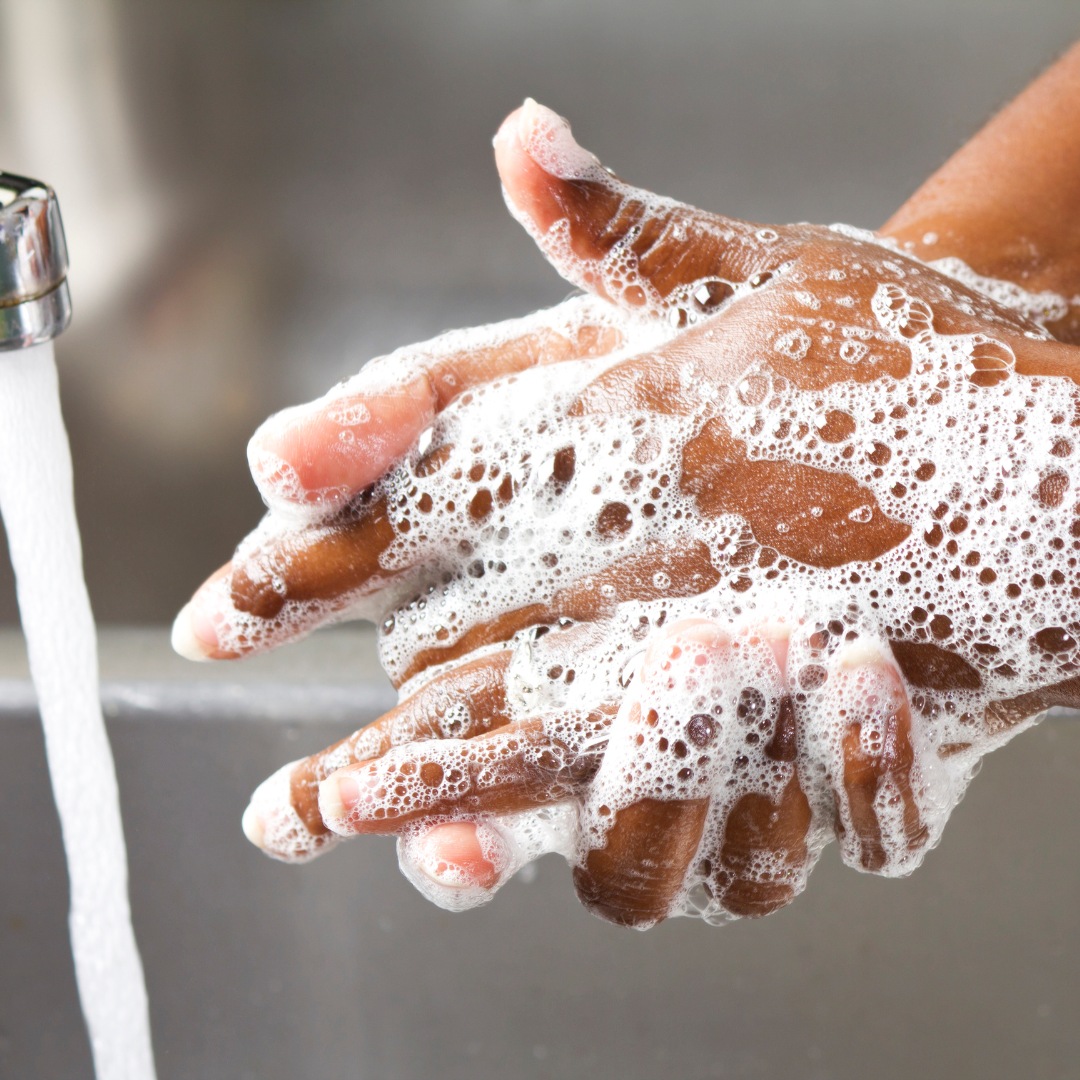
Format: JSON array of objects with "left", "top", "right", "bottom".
[{"left": 0, "top": 173, "right": 71, "bottom": 350}]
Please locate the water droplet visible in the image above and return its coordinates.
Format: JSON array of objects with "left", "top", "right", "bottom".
[
  {"left": 669, "top": 306, "right": 690, "bottom": 329},
  {"left": 693, "top": 280, "right": 735, "bottom": 312},
  {"left": 736, "top": 373, "right": 769, "bottom": 406}
]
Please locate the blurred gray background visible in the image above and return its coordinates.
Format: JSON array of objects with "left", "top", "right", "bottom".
[
  {"left": 3, "top": 2, "right": 1080, "bottom": 1079},
  {"left": 0, "top": 0, "right": 1078, "bottom": 623}
]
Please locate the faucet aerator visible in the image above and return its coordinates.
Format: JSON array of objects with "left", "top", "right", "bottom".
[{"left": 0, "top": 172, "right": 72, "bottom": 351}]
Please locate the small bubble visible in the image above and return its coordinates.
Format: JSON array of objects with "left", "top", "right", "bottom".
[
  {"left": 793, "top": 290, "right": 821, "bottom": 310},
  {"left": 687, "top": 714, "right": 717, "bottom": 747},
  {"left": 839, "top": 340, "right": 868, "bottom": 365},
  {"left": 737, "top": 687, "right": 766, "bottom": 723},
  {"left": 774, "top": 329, "right": 811, "bottom": 361},
  {"left": 797, "top": 664, "right": 828, "bottom": 690}
]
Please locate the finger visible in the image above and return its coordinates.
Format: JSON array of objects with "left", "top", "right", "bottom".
[
  {"left": 826, "top": 647, "right": 945, "bottom": 875},
  {"left": 399, "top": 820, "right": 504, "bottom": 892},
  {"left": 249, "top": 295, "right": 628, "bottom": 521},
  {"left": 713, "top": 772, "right": 813, "bottom": 918},
  {"left": 185, "top": 345, "right": 685, "bottom": 667},
  {"left": 172, "top": 491, "right": 399, "bottom": 661},
  {"left": 239, "top": 650, "right": 514, "bottom": 863},
  {"left": 575, "top": 619, "right": 817, "bottom": 926},
  {"left": 395, "top": 538, "right": 722, "bottom": 684},
  {"left": 984, "top": 673, "right": 1080, "bottom": 737},
  {"left": 573, "top": 799, "right": 711, "bottom": 929},
  {"left": 318, "top": 719, "right": 591, "bottom": 836},
  {"left": 395, "top": 802, "right": 579, "bottom": 913},
  {"left": 494, "top": 99, "right": 791, "bottom": 312},
  {"left": 572, "top": 619, "right": 725, "bottom": 928},
  {"left": 701, "top": 641, "right": 816, "bottom": 919}
]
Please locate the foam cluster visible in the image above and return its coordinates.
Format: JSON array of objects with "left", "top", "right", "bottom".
[
  {"left": 237, "top": 212, "right": 1079, "bottom": 920},
  {"left": 365, "top": 236, "right": 1078, "bottom": 918}
]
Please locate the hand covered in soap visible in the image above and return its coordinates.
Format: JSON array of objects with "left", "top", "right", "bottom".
[{"left": 177, "top": 82, "right": 1080, "bottom": 926}]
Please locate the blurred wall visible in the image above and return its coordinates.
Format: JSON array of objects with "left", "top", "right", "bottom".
[{"left": 0, "top": 0, "right": 1077, "bottom": 623}]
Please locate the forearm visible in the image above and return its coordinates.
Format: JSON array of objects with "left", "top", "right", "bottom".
[{"left": 882, "top": 41, "right": 1080, "bottom": 340}]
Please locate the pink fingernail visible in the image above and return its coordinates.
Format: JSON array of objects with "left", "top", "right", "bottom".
[
  {"left": 337, "top": 774, "right": 360, "bottom": 810},
  {"left": 319, "top": 771, "right": 362, "bottom": 829},
  {"left": 241, "top": 803, "right": 265, "bottom": 849},
  {"left": 512, "top": 99, "right": 599, "bottom": 181},
  {"left": 170, "top": 596, "right": 220, "bottom": 662},
  {"left": 416, "top": 822, "right": 503, "bottom": 890}
]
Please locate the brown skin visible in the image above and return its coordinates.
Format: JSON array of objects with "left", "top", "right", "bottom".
[
  {"left": 884, "top": 39, "right": 1080, "bottom": 343},
  {"left": 186, "top": 47, "right": 1080, "bottom": 925}
]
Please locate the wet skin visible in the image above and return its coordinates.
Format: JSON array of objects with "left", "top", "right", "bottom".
[{"left": 178, "top": 46, "right": 1080, "bottom": 926}]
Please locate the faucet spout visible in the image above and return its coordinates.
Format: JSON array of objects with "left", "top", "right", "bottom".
[{"left": 0, "top": 173, "right": 71, "bottom": 351}]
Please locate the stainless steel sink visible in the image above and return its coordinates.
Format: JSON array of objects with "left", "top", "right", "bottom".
[{"left": 1, "top": 628, "right": 1077, "bottom": 1079}]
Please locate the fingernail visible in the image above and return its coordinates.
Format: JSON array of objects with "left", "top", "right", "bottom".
[
  {"left": 499, "top": 98, "right": 599, "bottom": 182},
  {"left": 837, "top": 638, "right": 889, "bottom": 670},
  {"left": 492, "top": 97, "right": 538, "bottom": 151},
  {"left": 243, "top": 761, "right": 340, "bottom": 863},
  {"left": 641, "top": 618, "right": 726, "bottom": 677},
  {"left": 415, "top": 822, "right": 502, "bottom": 890},
  {"left": 241, "top": 802, "right": 265, "bottom": 849},
  {"left": 170, "top": 598, "right": 219, "bottom": 662},
  {"left": 516, "top": 96, "right": 545, "bottom": 137},
  {"left": 318, "top": 771, "right": 361, "bottom": 829}
]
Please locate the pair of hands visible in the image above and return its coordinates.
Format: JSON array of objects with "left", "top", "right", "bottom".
[{"left": 176, "top": 67, "right": 1080, "bottom": 927}]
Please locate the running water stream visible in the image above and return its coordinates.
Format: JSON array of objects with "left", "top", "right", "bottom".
[{"left": 0, "top": 343, "right": 156, "bottom": 1077}]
